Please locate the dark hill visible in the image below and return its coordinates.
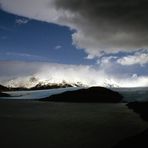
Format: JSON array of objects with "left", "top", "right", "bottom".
[
  {"left": 41, "top": 87, "right": 123, "bottom": 102},
  {"left": 0, "top": 85, "right": 9, "bottom": 92}
]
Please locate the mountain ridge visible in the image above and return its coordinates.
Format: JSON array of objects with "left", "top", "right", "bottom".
[{"left": 0, "top": 82, "right": 84, "bottom": 92}]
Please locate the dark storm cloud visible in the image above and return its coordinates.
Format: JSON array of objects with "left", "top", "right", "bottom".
[
  {"left": 55, "top": 0, "right": 148, "bottom": 28},
  {"left": 53, "top": 0, "right": 148, "bottom": 57},
  {"left": 0, "top": 0, "right": 148, "bottom": 58},
  {"left": 0, "top": 0, "right": 148, "bottom": 87}
]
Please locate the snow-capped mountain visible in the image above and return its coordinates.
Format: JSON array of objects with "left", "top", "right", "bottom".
[
  {"left": 0, "top": 78, "right": 85, "bottom": 91},
  {"left": 0, "top": 75, "right": 121, "bottom": 90}
]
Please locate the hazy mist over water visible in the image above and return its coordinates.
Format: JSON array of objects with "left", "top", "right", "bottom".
[
  {"left": 111, "top": 87, "right": 148, "bottom": 102},
  {"left": 0, "top": 87, "right": 148, "bottom": 102}
]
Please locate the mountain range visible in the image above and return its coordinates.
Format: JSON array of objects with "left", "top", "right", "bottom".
[{"left": 0, "top": 81, "right": 84, "bottom": 92}]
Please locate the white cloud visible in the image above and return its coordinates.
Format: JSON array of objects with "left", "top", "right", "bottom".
[
  {"left": 117, "top": 51, "right": 148, "bottom": 66},
  {"left": 97, "top": 56, "right": 118, "bottom": 65},
  {"left": 0, "top": 0, "right": 62, "bottom": 24},
  {"left": 3, "top": 52, "right": 49, "bottom": 61},
  {"left": 16, "top": 18, "right": 29, "bottom": 25},
  {"left": 55, "top": 45, "right": 62, "bottom": 50},
  {"left": 1, "top": 0, "right": 148, "bottom": 59},
  {"left": 0, "top": 0, "right": 147, "bottom": 87},
  {"left": 0, "top": 61, "right": 147, "bottom": 88}
]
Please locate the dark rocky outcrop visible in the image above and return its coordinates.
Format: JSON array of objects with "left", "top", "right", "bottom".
[{"left": 41, "top": 87, "right": 123, "bottom": 102}]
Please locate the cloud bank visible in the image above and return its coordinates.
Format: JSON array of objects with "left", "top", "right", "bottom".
[
  {"left": 0, "top": 0, "right": 148, "bottom": 58},
  {"left": 0, "top": 61, "right": 147, "bottom": 88},
  {"left": 0, "top": 0, "right": 147, "bottom": 87},
  {"left": 117, "top": 50, "right": 148, "bottom": 66}
]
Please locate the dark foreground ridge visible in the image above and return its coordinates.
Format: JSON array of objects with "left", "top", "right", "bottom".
[
  {"left": 41, "top": 87, "right": 123, "bottom": 102},
  {"left": 114, "top": 102, "right": 148, "bottom": 148}
]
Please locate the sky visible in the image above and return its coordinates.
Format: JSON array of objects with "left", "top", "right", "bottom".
[{"left": 0, "top": 0, "right": 148, "bottom": 87}]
